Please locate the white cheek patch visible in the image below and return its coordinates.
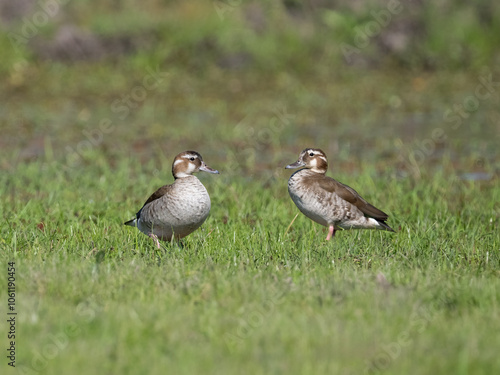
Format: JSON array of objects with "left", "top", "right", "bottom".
[
  {"left": 186, "top": 162, "right": 196, "bottom": 174},
  {"left": 173, "top": 157, "right": 199, "bottom": 178},
  {"left": 311, "top": 156, "right": 328, "bottom": 173},
  {"left": 175, "top": 162, "right": 196, "bottom": 178}
]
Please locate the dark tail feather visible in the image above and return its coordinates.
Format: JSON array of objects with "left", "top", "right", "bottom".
[
  {"left": 377, "top": 220, "right": 396, "bottom": 232},
  {"left": 124, "top": 218, "right": 136, "bottom": 227}
]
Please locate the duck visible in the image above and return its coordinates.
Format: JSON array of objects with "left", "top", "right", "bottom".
[
  {"left": 124, "top": 151, "right": 219, "bottom": 248},
  {"left": 285, "top": 148, "right": 395, "bottom": 240}
]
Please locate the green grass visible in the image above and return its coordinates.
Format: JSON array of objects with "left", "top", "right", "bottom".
[
  {"left": 1, "top": 1, "right": 500, "bottom": 373},
  {"left": 1, "top": 153, "right": 499, "bottom": 374}
]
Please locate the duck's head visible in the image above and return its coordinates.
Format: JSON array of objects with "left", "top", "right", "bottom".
[
  {"left": 285, "top": 148, "right": 328, "bottom": 174},
  {"left": 172, "top": 151, "right": 220, "bottom": 179}
]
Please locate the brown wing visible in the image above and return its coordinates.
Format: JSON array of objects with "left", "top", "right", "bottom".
[
  {"left": 135, "top": 185, "right": 172, "bottom": 219},
  {"left": 143, "top": 185, "right": 171, "bottom": 206},
  {"left": 316, "top": 176, "right": 389, "bottom": 221}
]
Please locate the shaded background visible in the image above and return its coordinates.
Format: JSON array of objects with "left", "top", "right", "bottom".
[
  {"left": 1, "top": 2, "right": 500, "bottom": 374},
  {"left": 1, "top": 0, "right": 499, "bottom": 177}
]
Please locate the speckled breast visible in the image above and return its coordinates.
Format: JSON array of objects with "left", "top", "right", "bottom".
[
  {"left": 139, "top": 177, "right": 211, "bottom": 240},
  {"left": 288, "top": 170, "right": 343, "bottom": 227}
]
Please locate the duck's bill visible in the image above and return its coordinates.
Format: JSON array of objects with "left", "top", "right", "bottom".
[
  {"left": 200, "top": 164, "right": 220, "bottom": 174},
  {"left": 285, "top": 160, "right": 305, "bottom": 169}
]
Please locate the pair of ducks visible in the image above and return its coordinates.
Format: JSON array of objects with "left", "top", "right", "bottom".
[{"left": 125, "top": 149, "right": 395, "bottom": 248}]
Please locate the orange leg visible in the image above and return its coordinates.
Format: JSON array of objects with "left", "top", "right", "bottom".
[
  {"left": 148, "top": 233, "right": 161, "bottom": 249},
  {"left": 326, "top": 225, "right": 336, "bottom": 241}
]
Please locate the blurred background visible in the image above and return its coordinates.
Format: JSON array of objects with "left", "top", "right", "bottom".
[
  {"left": 1, "top": 0, "right": 499, "bottom": 180},
  {"left": 2, "top": 4, "right": 499, "bottom": 373}
]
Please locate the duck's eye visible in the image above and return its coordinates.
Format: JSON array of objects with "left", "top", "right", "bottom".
[
  {"left": 189, "top": 157, "right": 195, "bottom": 161},
  {"left": 309, "top": 152, "right": 314, "bottom": 157}
]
